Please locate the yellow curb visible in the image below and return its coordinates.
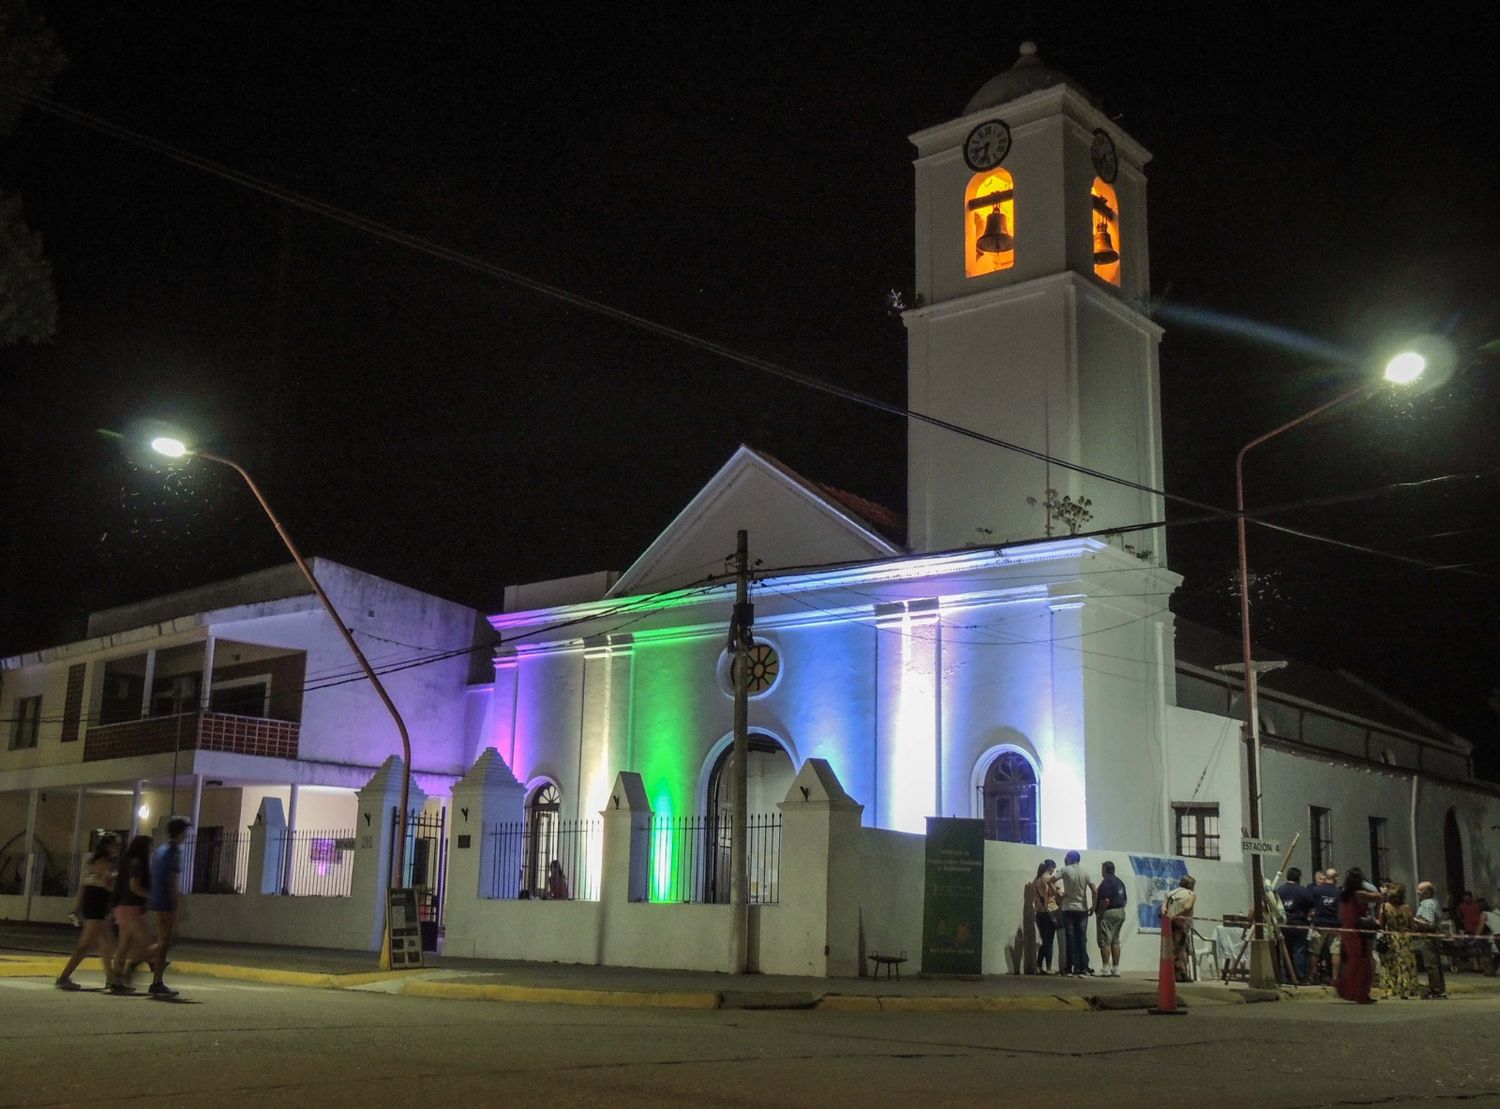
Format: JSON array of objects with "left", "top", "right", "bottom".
[
  {"left": 816, "top": 993, "right": 1090, "bottom": 1014},
  {"left": 167, "top": 961, "right": 407, "bottom": 990},
  {"left": 400, "top": 979, "right": 722, "bottom": 1010},
  {"left": 0, "top": 957, "right": 63, "bottom": 977}
]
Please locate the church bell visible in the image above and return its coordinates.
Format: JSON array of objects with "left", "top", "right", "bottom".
[
  {"left": 1092, "top": 222, "right": 1119, "bottom": 265},
  {"left": 975, "top": 209, "right": 1014, "bottom": 254}
]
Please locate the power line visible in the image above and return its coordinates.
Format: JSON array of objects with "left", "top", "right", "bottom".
[{"left": 11, "top": 85, "right": 1485, "bottom": 585}]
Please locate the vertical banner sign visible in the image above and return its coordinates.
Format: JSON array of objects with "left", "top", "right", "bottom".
[
  {"left": 921, "top": 817, "right": 985, "bottom": 976},
  {"left": 387, "top": 887, "right": 425, "bottom": 969}
]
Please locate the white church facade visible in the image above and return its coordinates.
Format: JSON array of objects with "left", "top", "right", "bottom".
[
  {"left": 464, "top": 44, "right": 1499, "bottom": 909},
  {"left": 4, "top": 47, "right": 1496, "bottom": 964}
]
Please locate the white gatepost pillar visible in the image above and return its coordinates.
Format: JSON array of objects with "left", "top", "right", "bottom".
[
  {"left": 776, "top": 759, "right": 866, "bottom": 977},
  {"left": 444, "top": 749, "right": 525, "bottom": 958},
  {"left": 353, "top": 757, "right": 427, "bottom": 951},
  {"left": 247, "top": 796, "right": 286, "bottom": 895},
  {"left": 600, "top": 771, "right": 652, "bottom": 905}
]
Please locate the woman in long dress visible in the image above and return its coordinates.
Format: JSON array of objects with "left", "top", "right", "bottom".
[
  {"left": 1380, "top": 883, "right": 1418, "bottom": 999},
  {"left": 1335, "top": 868, "right": 1383, "bottom": 1004}
]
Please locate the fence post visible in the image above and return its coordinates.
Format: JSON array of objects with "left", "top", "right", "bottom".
[
  {"left": 601, "top": 772, "right": 653, "bottom": 905},
  {"left": 248, "top": 796, "right": 286, "bottom": 896},
  {"left": 445, "top": 749, "right": 525, "bottom": 958},
  {"left": 776, "top": 759, "right": 866, "bottom": 977},
  {"left": 353, "top": 756, "right": 428, "bottom": 952}
]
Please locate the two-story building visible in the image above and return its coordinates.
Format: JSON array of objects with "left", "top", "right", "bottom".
[{"left": 1, "top": 559, "right": 486, "bottom": 910}]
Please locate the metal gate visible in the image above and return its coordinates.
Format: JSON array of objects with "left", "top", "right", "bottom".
[{"left": 391, "top": 807, "right": 447, "bottom": 950}]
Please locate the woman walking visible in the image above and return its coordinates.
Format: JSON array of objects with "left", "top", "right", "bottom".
[
  {"left": 1028, "top": 859, "right": 1062, "bottom": 974},
  {"left": 110, "top": 834, "right": 154, "bottom": 991},
  {"left": 1335, "top": 867, "right": 1383, "bottom": 1004},
  {"left": 55, "top": 834, "right": 121, "bottom": 991},
  {"left": 1380, "top": 883, "right": 1418, "bottom": 1000}
]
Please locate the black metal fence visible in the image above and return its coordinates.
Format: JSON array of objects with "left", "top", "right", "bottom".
[
  {"left": 647, "top": 813, "right": 781, "bottom": 904},
  {"left": 392, "top": 808, "right": 448, "bottom": 940},
  {"left": 183, "top": 831, "right": 252, "bottom": 894},
  {"left": 277, "top": 827, "right": 357, "bottom": 896},
  {"left": 481, "top": 818, "right": 601, "bottom": 901}
]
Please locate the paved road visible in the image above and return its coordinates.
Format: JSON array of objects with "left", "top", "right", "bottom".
[{"left": 2, "top": 971, "right": 1496, "bottom": 1107}]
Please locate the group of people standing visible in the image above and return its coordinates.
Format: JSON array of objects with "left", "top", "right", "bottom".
[
  {"left": 55, "top": 816, "right": 190, "bottom": 998},
  {"left": 1275, "top": 865, "right": 1450, "bottom": 1003},
  {"left": 1027, "top": 851, "right": 1130, "bottom": 977}
]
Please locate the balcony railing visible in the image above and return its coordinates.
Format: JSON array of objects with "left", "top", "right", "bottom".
[{"left": 83, "top": 711, "right": 299, "bottom": 762}]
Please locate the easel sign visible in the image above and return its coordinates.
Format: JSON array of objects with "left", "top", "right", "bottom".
[{"left": 387, "top": 887, "right": 425, "bottom": 969}]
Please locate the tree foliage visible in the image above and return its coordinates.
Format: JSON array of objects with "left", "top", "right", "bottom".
[{"left": 0, "top": 0, "right": 65, "bottom": 344}]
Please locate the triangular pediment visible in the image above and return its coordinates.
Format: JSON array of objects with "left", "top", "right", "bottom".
[{"left": 610, "top": 446, "right": 903, "bottom": 597}]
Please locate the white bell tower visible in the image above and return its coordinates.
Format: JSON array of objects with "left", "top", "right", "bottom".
[{"left": 905, "top": 43, "right": 1166, "bottom": 559}]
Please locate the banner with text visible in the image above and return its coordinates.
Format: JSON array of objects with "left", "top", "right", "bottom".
[{"left": 921, "top": 817, "right": 985, "bottom": 976}]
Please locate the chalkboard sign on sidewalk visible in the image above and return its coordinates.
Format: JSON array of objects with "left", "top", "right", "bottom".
[{"left": 387, "top": 887, "right": 424, "bottom": 969}]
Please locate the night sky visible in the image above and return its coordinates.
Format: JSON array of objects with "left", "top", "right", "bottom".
[{"left": 3, "top": 5, "right": 1498, "bottom": 771}]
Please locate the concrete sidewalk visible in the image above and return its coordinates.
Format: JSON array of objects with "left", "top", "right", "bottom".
[{"left": 5, "top": 922, "right": 1495, "bottom": 1012}]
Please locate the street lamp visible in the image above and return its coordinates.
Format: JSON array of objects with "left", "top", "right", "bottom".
[
  {"left": 1233, "top": 348, "right": 1427, "bottom": 988},
  {"left": 149, "top": 437, "right": 415, "bottom": 890}
]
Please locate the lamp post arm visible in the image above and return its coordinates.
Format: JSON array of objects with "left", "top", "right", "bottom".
[
  {"left": 197, "top": 450, "right": 412, "bottom": 885},
  {"left": 1232, "top": 377, "right": 1370, "bottom": 986},
  {"left": 1233, "top": 376, "right": 1372, "bottom": 824}
]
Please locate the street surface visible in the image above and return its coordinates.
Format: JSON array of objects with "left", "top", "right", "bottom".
[{"left": 1, "top": 970, "right": 1497, "bottom": 1107}]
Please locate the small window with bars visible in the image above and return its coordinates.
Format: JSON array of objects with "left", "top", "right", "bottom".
[
  {"left": 1310, "top": 806, "right": 1334, "bottom": 873},
  {"left": 1173, "top": 803, "right": 1220, "bottom": 859},
  {"left": 9, "top": 695, "right": 41, "bottom": 750},
  {"left": 1368, "top": 816, "right": 1390, "bottom": 886}
]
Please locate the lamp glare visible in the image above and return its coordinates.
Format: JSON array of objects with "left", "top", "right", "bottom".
[
  {"left": 151, "top": 437, "right": 188, "bottom": 458},
  {"left": 1383, "top": 351, "right": 1426, "bottom": 384}
]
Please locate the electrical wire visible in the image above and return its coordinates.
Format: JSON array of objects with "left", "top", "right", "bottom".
[{"left": 8, "top": 84, "right": 1489, "bottom": 584}]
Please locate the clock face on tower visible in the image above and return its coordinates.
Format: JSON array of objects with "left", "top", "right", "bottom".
[
  {"left": 963, "top": 119, "right": 1011, "bottom": 171},
  {"left": 1090, "top": 128, "right": 1118, "bottom": 183}
]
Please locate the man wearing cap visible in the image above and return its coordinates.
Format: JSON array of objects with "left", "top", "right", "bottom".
[
  {"left": 147, "top": 817, "right": 191, "bottom": 998},
  {"left": 1414, "top": 880, "right": 1447, "bottom": 999}
]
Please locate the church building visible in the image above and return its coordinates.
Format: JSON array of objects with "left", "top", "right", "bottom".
[{"left": 466, "top": 44, "right": 1499, "bottom": 899}]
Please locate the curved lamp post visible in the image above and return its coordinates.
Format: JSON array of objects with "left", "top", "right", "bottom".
[
  {"left": 1234, "top": 349, "right": 1426, "bottom": 988},
  {"left": 150, "top": 438, "right": 414, "bottom": 889}
]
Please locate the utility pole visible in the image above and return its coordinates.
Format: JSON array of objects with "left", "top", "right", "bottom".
[{"left": 729, "top": 529, "right": 751, "bottom": 974}]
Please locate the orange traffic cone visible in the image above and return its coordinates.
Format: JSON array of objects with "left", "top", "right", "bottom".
[{"left": 1149, "top": 909, "right": 1185, "bottom": 1015}]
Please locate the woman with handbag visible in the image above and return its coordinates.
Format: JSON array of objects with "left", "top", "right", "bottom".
[
  {"left": 1380, "top": 884, "right": 1418, "bottom": 999},
  {"left": 1028, "top": 859, "right": 1062, "bottom": 974}
]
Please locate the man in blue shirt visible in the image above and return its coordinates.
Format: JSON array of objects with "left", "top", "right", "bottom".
[
  {"left": 1094, "top": 860, "right": 1128, "bottom": 977},
  {"left": 1306, "top": 868, "right": 1342, "bottom": 984},
  {"left": 147, "top": 817, "right": 191, "bottom": 998},
  {"left": 1275, "top": 867, "right": 1315, "bottom": 983}
]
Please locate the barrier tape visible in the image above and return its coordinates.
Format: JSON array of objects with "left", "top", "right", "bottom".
[{"left": 1155, "top": 912, "right": 1490, "bottom": 943}]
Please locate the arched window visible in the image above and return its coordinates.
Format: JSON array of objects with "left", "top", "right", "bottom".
[
  {"left": 524, "top": 782, "right": 560, "bottom": 897},
  {"left": 980, "top": 751, "right": 1038, "bottom": 844},
  {"left": 965, "top": 168, "right": 1015, "bottom": 278},
  {"left": 1091, "top": 178, "right": 1121, "bottom": 286}
]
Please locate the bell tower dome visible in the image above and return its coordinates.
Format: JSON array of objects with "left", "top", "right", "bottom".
[{"left": 905, "top": 43, "right": 1165, "bottom": 558}]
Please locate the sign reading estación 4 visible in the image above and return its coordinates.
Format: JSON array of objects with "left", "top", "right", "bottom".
[{"left": 1241, "top": 838, "right": 1282, "bottom": 856}]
